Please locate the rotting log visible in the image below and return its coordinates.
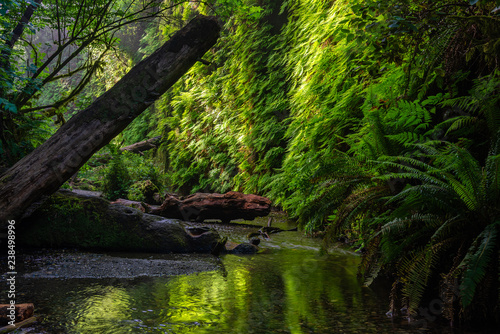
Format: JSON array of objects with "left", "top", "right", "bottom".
[
  {"left": 115, "top": 191, "right": 272, "bottom": 223},
  {"left": 120, "top": 136, "right": 162, "bottom": 154},
  {"left": 0, "top": 16, "right": 220, "bottom": 226},
  {"left": 0, "top": 303, "right": 34, "bottom": 326}
]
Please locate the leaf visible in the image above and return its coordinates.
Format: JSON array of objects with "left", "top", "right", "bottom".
[
  {"left": 469, "top": 0, "right": 479, "bottom": 5},
  {"left": 0, "top": 98, "right": 17, "bottom": 114},
  {"left": 458, "top": 223, "right": 499, "bottom": 308}
]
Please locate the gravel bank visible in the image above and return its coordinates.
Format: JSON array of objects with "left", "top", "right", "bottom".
[{"left": 14, "top": 251, "right": 220, "bottom": 279}]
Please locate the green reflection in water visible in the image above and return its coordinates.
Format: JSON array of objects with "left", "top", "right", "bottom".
[
  {"left": 70, "top": 286, "right": 133, "bottom": 333},
  {"left": 52, "top": 249, "right": 397, "bottom": 334}
]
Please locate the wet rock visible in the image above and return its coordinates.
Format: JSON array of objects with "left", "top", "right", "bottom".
[
  {"left": 229, "top": 243, "right": 259, "bottom": 254},
  {"left": 249, "top": 237, "right": 261, "bottom": 246},
  {"left": 210, "top": 236, "right": 228, "bottom": 256},
  {"left": 19, "top": 190, "right": 221, "bottom": 253}
]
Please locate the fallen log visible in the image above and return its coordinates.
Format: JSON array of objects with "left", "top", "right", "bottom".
[
  {"left": 120, "top": 136, "right": 162, "bottom": 154},
  {"left": 20, "top": 190, "right": 221, "bottom": 253},
  {"left": 0, "top": 317, "right": 37, "bottom": 334},
  {"left": 0, "top": 16, "right": 220, "bottom": 227},
  {"left": 111, "top": 198, "right": 148, "bottom": 212},
  {"left": 149, "top": 191, "right": 271, "bottom": 223},
  {"left": 0, "top": 303, "right": 34, "bottom": 326},
  {"left": 112, "top": 192, "right": 271, "bottom": 223}
]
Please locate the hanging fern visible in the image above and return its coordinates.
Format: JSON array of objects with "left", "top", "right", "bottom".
[
  {"left": 440, "top": 72, "right": 500, "bottom": 137},
  {"left": 458, "top": 222, "right": 499, "bottom": 308},
  {"left": 399, "top": 245, "right": 437, "bottom": 315}
]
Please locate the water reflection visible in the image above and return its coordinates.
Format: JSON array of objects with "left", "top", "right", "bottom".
[
  {"left": 1, "top": 218, "right": 435, "bottom": 333},
  {"left": 17, "top": 248, "right": 415, "bottom": 334}
]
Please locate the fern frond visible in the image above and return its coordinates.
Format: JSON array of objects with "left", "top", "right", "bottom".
[
  {"left": 386, "top": 184, "right": 456, "bottom": 212},
  {"left": 459, "top": 222, "right": 500, "bottom": 308},
  {"left": 381, "top": 214, "right": 438, "bottom": 235},
  {"left": 440, "top": 95, "right": 478, "bottom": 114},
  {"left": 444, "top": 116, "right": 478, "bottom": 136},
  {"left": 399, "top": 245, "right": 437, "bottom": 315},
  {"left": 443, "top": 145, "right": 482, "bottom": 190},
  {"left": 375, "top": 159, "right": 449, "bottom": 189},
  {"left": 333, "top": 184, "right": 389, "bottom": 234},
  {"left": 360, "top": 235, "right": 382, "bottom": 286},
  {"left": 445, "top": 174, "right": 479, "bottom": 211},
  {"left": 486, "top": 133, "right": 500, "bottom": 198},
  {"left": 431, "top": 215, "right": 467, "bottom": 242},
  {"left": 386, "top": 132, "right": 427, "bottom": 148}
]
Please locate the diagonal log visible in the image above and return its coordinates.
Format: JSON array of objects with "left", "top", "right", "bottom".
[{"left": 0, "top": 16, "right": 220, "bottom": 226}]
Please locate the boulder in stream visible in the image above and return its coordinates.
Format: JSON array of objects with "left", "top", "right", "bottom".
[
  {"left": 230, "top": 243, "right": 259, "bottom": 254},
  {"left": 224, "top": 240, "right": 259, "bottom": 254},
  {"left": 18, "top": 190, "right": 222, "bottom": 253}
]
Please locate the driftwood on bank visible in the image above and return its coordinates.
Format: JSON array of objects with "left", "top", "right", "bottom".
[
  {"left": 113, "top": 191, "right": 272, "bottom": 223},
  {"left": 0, "top": 303, "right": 34, "bottom": 327},
  {"left": 0, "top": 16, "right": 220, "bottom": 226},
  {"left": 0, "top": 317, "right": 37, "bottom": 334},
  {"left": 120, "top": 136, "right": 162, "bottom": 154}
]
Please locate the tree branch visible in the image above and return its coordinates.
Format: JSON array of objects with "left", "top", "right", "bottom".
[{"left": 0, "top": 0, "right": 43, "bottom": 70}]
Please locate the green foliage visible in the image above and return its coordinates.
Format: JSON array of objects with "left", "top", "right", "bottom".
[
  {"left": 0, "top": 0, "right": 198, "bottom": 166},
  {"left": 102, "top": 145, "right": 132, "bottom": 200},
  {"left": 148, "top": 0, "right": 289, "bottom": 195},
  {"left": 439, "top": 71, "right": 500, "bottom": 138},
  {"left": 398, "top": 245, "right": 438, "bottom": 315},
  {"left": 128, "top": 180, "right": 160, "bottom": 203},
  {"left": 4, "top": 0, "right": 500, "bottom": 324},
  {"left": 458, "top": 222, "right": 499, "bottom": 308},
  {"left": 77, "top": 143, "right": 165, "bottom": 200},
  {"left": 371, "top": 139, "right": 500, "bottom": 317}
]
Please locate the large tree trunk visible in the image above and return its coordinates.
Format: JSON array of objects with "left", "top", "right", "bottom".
[{"left": 0, "top": 16, "right": 220, "bottom": 226}]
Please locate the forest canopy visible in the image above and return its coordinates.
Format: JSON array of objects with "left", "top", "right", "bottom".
[{"left": 1, "top": 0, "right": 500, "bottom": 326}]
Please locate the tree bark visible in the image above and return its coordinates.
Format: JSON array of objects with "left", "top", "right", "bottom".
[
  {"left": 120, "top": 136, "right": 162, "bottom": 154},
  {"left": 0, "top": 16, "right": 220, "bottom": 226}
]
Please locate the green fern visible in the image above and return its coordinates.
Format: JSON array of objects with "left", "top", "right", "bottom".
[
  {"left": 440, "top": 72, "right": 500, "bottom": 137},
  {"left": 372, "top": 137, "right": 500, "bottom": 319},
  {"left": 399, "top": 245, "right": 437, "bottom": 315},
  {"left": 458, "top": 222, "right": 499, "bottom": 308}
]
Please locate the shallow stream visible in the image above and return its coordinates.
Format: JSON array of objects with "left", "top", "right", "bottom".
[{"left": 0, "top": 216, "right": 485, "bottom": 333}]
